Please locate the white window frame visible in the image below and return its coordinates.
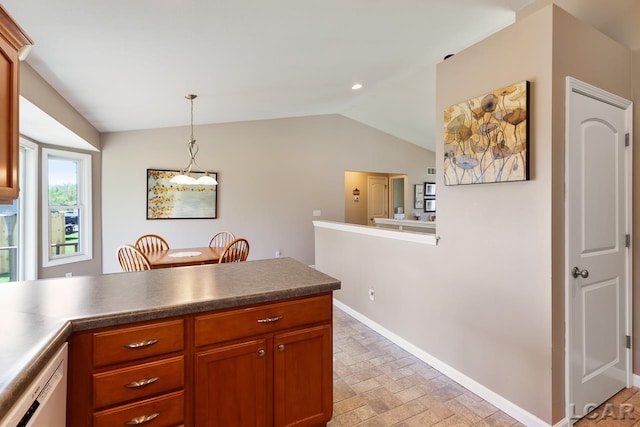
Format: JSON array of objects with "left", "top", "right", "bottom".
[
  {"left": 42, "top": 148, "right": 92, "bottom": 267},
  {"left": 20, "top": 138, "right": 38, "bottom": 280}
]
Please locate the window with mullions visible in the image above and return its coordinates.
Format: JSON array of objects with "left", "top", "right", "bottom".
[{"left": 42, "top": 148, "right": 92, "bottom": 266}]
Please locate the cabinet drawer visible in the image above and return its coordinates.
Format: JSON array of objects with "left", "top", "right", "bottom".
[
  {"left": 93, "top": 356, "right": 184, "bottom": 409},
  {"left": 93, "top": 319, "right": 184, "bottom": 367},
  {"left": 93, "top": 390, "right": 184, "bottom": 427},
  {"left": 195, "top": 294, "right": 331, "bottom": 347}
]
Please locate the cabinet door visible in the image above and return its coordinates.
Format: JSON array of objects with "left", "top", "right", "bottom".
[
  {"left": 0, "top": 35, "right": 19, "bottom": 201},
  {"left": 195, "top": 339, "right": 268, "bottom": 427},
  {"left": 274, "top": 324, "right": 332, "bottom": 427}
]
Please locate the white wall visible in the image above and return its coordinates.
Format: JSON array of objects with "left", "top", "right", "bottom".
[{"left": 101, "top": 114, "right": 433, "bottom": 273}]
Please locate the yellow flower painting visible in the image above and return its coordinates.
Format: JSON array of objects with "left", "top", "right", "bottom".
[
  {"left": 443, "top": 80, "right": 529, "bottom": 185},
  {"left": 147, "top": 169, "right": 218, "bottom": 219}
]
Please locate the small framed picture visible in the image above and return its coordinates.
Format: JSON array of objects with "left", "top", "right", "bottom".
[
  {"left": 414, "top": 184, "right": 424, "bottom": 209},
  {"left": 424, "top": 198, "right": 436, "bottom": 213},
  {"left": 425, "top": 182, "right": 436, "bottom": 197}
]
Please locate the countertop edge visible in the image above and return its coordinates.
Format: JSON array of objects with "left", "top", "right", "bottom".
[{"left": 70, "top": 282, "right": 341, "bottom": 331}]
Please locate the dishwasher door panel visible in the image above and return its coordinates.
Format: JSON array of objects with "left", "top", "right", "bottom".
[{"left": 0, "top": 343, "right": 68, "bottom": 427}]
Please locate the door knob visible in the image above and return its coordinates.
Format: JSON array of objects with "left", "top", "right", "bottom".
[{"left": 572, "top": 267, "right": 589, "bottom": 279}]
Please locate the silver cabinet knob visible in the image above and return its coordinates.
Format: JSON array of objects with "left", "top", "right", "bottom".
[
  {"left": 258, "top": 349, "right": 265, "bottom": 357},
  {"left": 277, "top": 344, "right": 285, "bottom": 352},
  {"left": 572, "top": 267, "right": 589, "bottom": 279}
]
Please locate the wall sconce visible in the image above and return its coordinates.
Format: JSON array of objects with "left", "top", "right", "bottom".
[{"left": 352, "top": 188, "right": 360, "bottom": 202}]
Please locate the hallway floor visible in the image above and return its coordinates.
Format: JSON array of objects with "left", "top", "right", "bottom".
[
  {"left": 328, "top": 307, "right": 523, "bottom": 426},
  {"left": 574, "top": 387, "right": 640, "bottom": 426},
  {"left": 328, "top": 306, "right": 640, "bottom": 426}
]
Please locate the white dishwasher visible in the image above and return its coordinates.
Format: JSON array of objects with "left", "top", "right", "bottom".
[{"left": 1, "top": 342, "right": 67, "bottom": 427}]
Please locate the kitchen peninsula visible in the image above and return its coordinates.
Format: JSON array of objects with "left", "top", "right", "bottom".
[{"left": 0, "top": 257, "right": 340, "bottom": 426}]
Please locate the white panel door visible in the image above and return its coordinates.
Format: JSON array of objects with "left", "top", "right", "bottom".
[
  {"left": 567, "top": 81, "right": 631, "bottom": 421},
  {"left": 367, "top": 176, "right": 388, "bottom": 225}
]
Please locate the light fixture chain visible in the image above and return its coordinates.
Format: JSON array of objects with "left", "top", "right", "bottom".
[
  {"left": 169, "top": 93, "right": 217, "bottom": 185},
  {"left": 190, "top": 95, "right": 195, "bottom": 141}
]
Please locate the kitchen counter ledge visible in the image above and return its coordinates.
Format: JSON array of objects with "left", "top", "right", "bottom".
[{"left": 0, "top": 257, "right": 340, "bottom": 421}]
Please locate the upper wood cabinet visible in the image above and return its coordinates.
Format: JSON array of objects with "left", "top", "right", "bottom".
[{"left": 0, "top": 5, "right": 32, "bottom": 202}]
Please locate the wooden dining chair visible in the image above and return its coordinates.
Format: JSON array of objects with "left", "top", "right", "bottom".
[
  {"left": 209, "top": 231, "right": 236, "bottom": 248},
  {"left": 117, "top": 245, "right": 151, "bottom": 272},
  {"left": 134, "top": 234, "right": 169, "bottom": 253},
  {"left": 218, "top": 238, "right": 250, "bottom": 263}
]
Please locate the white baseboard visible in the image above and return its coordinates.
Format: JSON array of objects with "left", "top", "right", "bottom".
[{"left": 333, "top": 298, "right": 553, "bottom": 427}]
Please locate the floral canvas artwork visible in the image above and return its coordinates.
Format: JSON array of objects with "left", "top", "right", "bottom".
[
  {"left": 147, "top": 169, "right": 218, "bottom": 219},
  {"left": 443, "top": 80, "right": 529, "bottom": 185}
]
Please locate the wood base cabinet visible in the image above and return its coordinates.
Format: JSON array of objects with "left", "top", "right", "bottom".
[
  {"left": 68, "top": 293, "right": 334, "bottom": 426},
  {"left": 194, "top": 294, "right": 333, "bottom": 427},
  {"left": 274, "top": 325, "right": 332, "bottom": 427},
  {"left": 195, "top": 325, "right": 332, "bottom": 427},
  {"left": 195, "top": 339, "right": 268, "bottom": 426},
  {"left": 68, "top": 319, "right": 186, "bottom": 427}
]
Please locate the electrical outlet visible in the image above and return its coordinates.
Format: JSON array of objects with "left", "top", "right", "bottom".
[
  {"left": 313, "top": 210, "right": 321, "bottom": 217},
  {"left": 275, "top": 250, "right": 281, "bottom": 258},
  {"left": 368, "top": 287, "right": 375, "bottom": 301},
  {"left": 65, "top": 272, "right": 72, "bottom": 278}
]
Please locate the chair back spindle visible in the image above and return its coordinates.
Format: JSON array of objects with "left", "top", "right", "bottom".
[
  {"left": 218, "top": 238, "right": 250, "bottom": 263},
  {"left": 117, "top": 245, "right": 151, "bottom": 271},
  {"left": 209, "top": 231, "right": 236, "bottom": 248},
  {"left": 135, "top": 234, "right": 169, "bottom": 253}
]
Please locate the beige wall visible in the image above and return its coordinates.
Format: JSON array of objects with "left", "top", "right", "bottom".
[
  {"left": 326, "top": 7, "right": 555, "bottom": 422},
  {"left": 318, "top": 5, "right": 635, "bottom": 424},
  {"left": 344, "top": 171, "right": 368, "bottom": 225},
  {"left": 344, "top": 170, "right": 434, "bottom": 225},
  {"left": 551, "top": 7, "right": 633, "bottom": 421},
  {"left": 344, "top": 171, "right": 384, "bottom": 225},
  {"left": 21, "top": 63, "right": 100, "bottom": 150},
  {"left": 436, "top": 6, "right": 554, "bottom": 421},
  {"left": 101, "top": 114, "right": 433, "bottom": 272},
  {"left": 20, "top": 63, "right": 103, "bottom": 279}
]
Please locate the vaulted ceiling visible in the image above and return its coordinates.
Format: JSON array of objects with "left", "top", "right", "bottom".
[{"left": 2, "top": 0, "right": 637, "bottom": 152}]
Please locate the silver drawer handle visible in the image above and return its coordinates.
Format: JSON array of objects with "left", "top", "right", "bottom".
[
  {"left": 124, "top": 339, "right": 159, "bottom": 349},
  {"left": 257, "top": 316, "right": 282, "bottom": 324},
  {"left": 124, "top": 412, "right": 159, "bottom": 425},
  {"left": 124, "top": 376, "right": 160, "bottom": 388}
]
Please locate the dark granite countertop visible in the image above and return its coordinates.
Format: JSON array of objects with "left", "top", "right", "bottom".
[{"left": 0, "top": 257, "right": 340, "bottom": 421}]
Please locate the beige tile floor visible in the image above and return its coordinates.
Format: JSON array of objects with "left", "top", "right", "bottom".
[{"left": 329, "top": 307, "right": 524, "bottom": 426}]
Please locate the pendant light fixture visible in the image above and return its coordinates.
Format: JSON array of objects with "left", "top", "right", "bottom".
[{"left": 170, "top": 94, "right": 218, "bottom": 186}]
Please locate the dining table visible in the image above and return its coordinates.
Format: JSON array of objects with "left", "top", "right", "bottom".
[{"left": 145, "top": 246, "right": 225, "bottom": 269}]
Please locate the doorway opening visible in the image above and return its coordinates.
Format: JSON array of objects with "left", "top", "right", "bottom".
[{"left": 344, "top": 171, "right": 408, "bottom": 226}]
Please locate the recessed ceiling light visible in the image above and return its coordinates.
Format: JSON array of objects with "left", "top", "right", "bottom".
[{"left": 351, "top": 83, "right": 364, "bottom": 91}]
